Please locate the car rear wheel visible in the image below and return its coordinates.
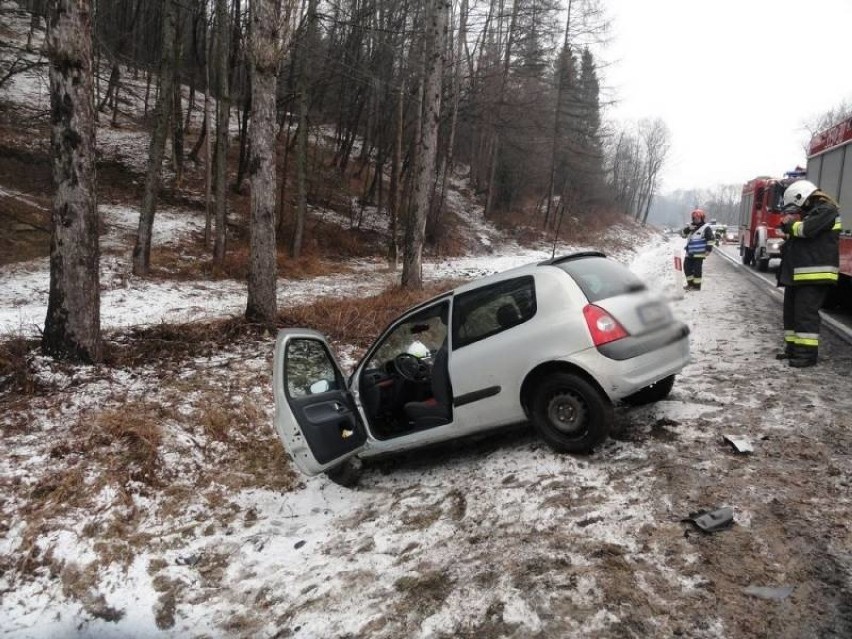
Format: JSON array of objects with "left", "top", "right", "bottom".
[
  {"left": 621, "top": 374, "right": 676, "bottom": 406},
  {"left": 531, "top": 373, "right": 612, "bottom": 454}
]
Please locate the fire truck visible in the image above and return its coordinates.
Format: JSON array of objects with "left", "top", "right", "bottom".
[
  {"left": 738, "top": 175, "right": 791, "bottom": 271},
  {"left": 806, "top": 114, "right": 852, "bottom": 288}
]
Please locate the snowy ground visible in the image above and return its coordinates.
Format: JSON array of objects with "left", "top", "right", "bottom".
[
  {"left": 4, "top": 229, "right": 852, "bottom": 638},
  {"left": 4, "top": 4, "right": 852, "bottom": 636}
]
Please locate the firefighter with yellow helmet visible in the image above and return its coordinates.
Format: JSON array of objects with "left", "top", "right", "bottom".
[{"left": 680, "top": 208, "right": 715, "bottom": 291}]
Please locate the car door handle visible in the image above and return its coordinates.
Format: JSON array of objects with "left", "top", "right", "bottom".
[{"left": 333, "top": 402, "right": 345, "bottom": 412}]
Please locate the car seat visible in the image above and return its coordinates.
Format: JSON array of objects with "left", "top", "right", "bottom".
[
  {"left": 403, "top": 341, "right": 451, "bottom": 428},
  {"left": 496, "top": 303, "right": 522, "bottom": 329}
]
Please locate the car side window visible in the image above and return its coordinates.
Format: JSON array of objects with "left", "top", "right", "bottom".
[
  {"left": 366, "top": 301, "right": 449, "bottom": 371},
  {"left": 452, "top": 276, "right": 536, "bottom": 349},
  {"left": 285, "top": 338, "right": 341, "bottom": 398}
]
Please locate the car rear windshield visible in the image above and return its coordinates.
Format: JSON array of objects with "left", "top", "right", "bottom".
[{"left": 555, "top": 257, "right": 646, "bottom": 302}]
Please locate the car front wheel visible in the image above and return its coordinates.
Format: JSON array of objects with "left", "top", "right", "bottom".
[
  {"left": 531, "top": 373, "right": 612, "bottom": 454},
  {"left": 621, "top": 374, "right": 675, "bottom": 406},
  {"left": 325, "top": 457, "right": 363, "bottom": 488}
]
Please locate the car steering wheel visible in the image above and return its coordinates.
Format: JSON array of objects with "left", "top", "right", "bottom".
[{"left": 393, "top": 353, "right": 431, "bottom": 383}]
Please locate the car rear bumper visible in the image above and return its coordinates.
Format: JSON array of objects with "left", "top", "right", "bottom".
[
  {"left": 597, "top": 322, "right": 690, "bottom": 361},
  {"left": 570, "top": 322, "right": 691, "bottom": 399}
]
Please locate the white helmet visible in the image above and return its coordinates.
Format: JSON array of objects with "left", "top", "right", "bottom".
[
  {"left": 406, "top": 340, "right": 430, "bottom": 359},
  {"left": 782, "top": 180, "right": 818, "bottom": 210}
]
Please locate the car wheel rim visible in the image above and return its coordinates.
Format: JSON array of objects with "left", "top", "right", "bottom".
[{"left": 547, "top": 391, "right": 588, "bottom": 435}]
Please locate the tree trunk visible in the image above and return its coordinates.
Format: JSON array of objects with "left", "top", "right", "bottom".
[
  {"left": 214, "top": 0, "right": 230, "bottom": 265},
  {"left": 484, "top": 0, "right": 518, "bottom": 219},
  {"left": 433, "top": 0, "right": 467, "bottom": 236},
  {"left": 171, "top": 2, "right": 185, "bottom": 185},
  {"left": 292, "top": 0, "right": 317, "bottom": 259},
  {"left": 203, "top": 16, "right": 213, "bottom": 247},
  {"left": 97, "top": 63, "right": 119, "bottom": 112},
  {"left": 172, "top": 82, "right": 185, "bottom": 185},
  {"left": 276, "top": 119, "right": 293, "bottom": 237},
  {"left": 42, "top": 0, "right": 101, "bottom": 363},
  {"left": 402, "top": 0, "right": 447, "bottom": 289},
  {"left": 235, "top": 88, "right": 252, "bottom": 193},
  {"left": 143, "top": 68, "right": 151, "bottom": 116},
  {"left": 132, "top": 0, "right": 177, "bottom": 276},
  {"left": 184, "top": 83, "right": 195, "bottom": 133},
  {"left": 546, "top": 3, "right": 573, "bottom": 226},
  {"left": 246, "top": 0, "right": 288, "bottom": 324},
  {"left": 388, "top": 77, "right": 404, "bottom": 269}
]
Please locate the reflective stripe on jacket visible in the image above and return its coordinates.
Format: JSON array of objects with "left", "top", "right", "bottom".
[
  {"left": 779, "top": 203, "right": 840, "bottom": 287},
  {"left": 685, "top": 223, "right": 714, "bottom": 258}
]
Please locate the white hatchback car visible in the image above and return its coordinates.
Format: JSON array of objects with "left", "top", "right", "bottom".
[{"left": 273, "top": 252, "right": 690, "bottom": 484}]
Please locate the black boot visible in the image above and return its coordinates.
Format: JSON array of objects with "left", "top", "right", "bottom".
[
  {"left": 789, "top": 357, "right": 817, "bottom": 368},
  {"left": 788, "top": 344, "right": 817, "bottom": 368},
  {"left": 775, "top": 344, "right": 795, "bottom": 360}
]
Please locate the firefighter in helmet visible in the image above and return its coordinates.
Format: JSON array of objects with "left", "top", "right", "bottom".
[
  {"left": 777, "top": 179, "right": 841, "bottom": 367},
  {"left": 680, "top": 208, "right": 715, "bottom": 290}
]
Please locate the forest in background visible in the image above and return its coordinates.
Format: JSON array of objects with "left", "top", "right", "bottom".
[
  {"left": 1, "top": 0, "right": 672, "bottom": 363},
  {"left": 6, "top": 0, "right": 672, "bottom": 233}
]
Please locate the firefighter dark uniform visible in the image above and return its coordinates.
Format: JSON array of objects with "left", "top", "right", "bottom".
[
  {"left": 681, "top": 218, "right": 714, "bottom": 290},
  {"left": 778, "top": 194, "right": 841, "bottom": 367}
]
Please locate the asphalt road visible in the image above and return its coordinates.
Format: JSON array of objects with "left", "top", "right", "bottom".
[{"left": 714, "top": 242, "right": 852, "bottom": 346}]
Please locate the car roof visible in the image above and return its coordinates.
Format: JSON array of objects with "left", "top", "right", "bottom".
[
  {"left": 406, "top": 251, "right": 608, "bottom": 314},
  {"left": 391, "top": 251, "right": 612, "bottom": 321}
]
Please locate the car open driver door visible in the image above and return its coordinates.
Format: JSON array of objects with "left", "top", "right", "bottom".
[{"left": 272, "top": 329, "right": 368, "bottom": 476}]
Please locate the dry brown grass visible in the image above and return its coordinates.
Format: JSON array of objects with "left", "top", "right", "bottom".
[
  {"left": 61, "top": 562, "right": 126, "bottom": 622},
  {"left": 0, "top": 335, "right": 43, "bottom": 396},
  {"left": 212, "top": 244, "right": 359, "bottom": 281},
  {"left": 87, "top": 404, "right": 164, "bottom": 486},
  {"left": 9, "top": 402, "right": 164, "bottom": 583},
  {"left": 104, "top": 317, "right": 261, "bottom": 367},
  {"left": 490, "top": 207, "right": 548, "bottom": 247},
  {"left": 0, "top": 193, "right": 51, "bottom": 266},
  {"left": 145, "top": 218, "right": 377, "bottom": 283},
  {"left": 490, "top": 203, "right": 648, "bottom": 252},
  {"left": 393, "top": 569, "right": 453, "bottom": 617},
  {"left": 280, "top": 279, "right": 463, "bottom": 349},
  {"left": 103, "top": 279, "right": 462, "bottom": 370},
  {"left": 12, "top": 466, "right": 87, "bottom": 583},
  {"left": 1, "top": 276, "right": 464, "bottom": 602},
  {"left": 192, "top": 391, "right": 297, "bottom": 492}
]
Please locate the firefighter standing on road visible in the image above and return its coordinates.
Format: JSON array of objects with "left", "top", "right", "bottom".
[
  {"left": 777, "top": 179, "right": 841, "bottom": 368},
  {"left": 681, "top": 208, "right": 715, "bottom": 290}
]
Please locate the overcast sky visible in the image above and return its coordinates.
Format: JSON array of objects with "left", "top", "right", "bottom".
[{"left": 600, "top": 0, "right": 852, "bottom": 193}]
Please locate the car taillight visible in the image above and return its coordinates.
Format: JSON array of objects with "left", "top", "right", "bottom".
[{"left": 583, "top": 304, "right": 628, "bottom": 346}]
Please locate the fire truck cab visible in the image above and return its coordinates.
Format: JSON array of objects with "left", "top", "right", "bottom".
[{"left": 738, "top": 176, "right": 789, "bottom": 271}]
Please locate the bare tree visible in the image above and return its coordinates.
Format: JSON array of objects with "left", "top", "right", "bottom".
[
  {"left": 388, "top": 77, "right": 404, "bottom": 268},
  {"left": 132, "top": 0, "right": 178, "bottom": 276},
  {"left": 42, "top": 0, "right": 101, "bottom": 362},
  {"left": 213, "top": 0, "right": 230, "bottom": 265},
  {"left": 637, "top": 118, "right": 670, "bottom": 225},
  {"left": 802, "top": 99, "right": 852, "bottom": 145},
  {"left": 245, "top": 0, "right": 292, "bottom": 323},
  {"left": 292, "top": 0, "right": 318, "bottom": 260},
  {"left": 402, "top": 0, "right": 448, "bottom": 289}
]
